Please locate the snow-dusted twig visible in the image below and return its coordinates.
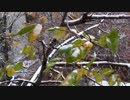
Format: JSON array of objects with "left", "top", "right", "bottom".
[
  {"left": 41, "top": 80, "right": 62, "bottom": 84},
  {"left": 88, "top": 14, "right": 130, "bottom": 19},
  {"left": 63, "top": 14, "right": 130, "bottom": 26},
  {"left": 54, "top": 61, "right": 130, "bottom": 69},
  {"left": 0, "top": 79, "right": 36, "bottom": 86}
]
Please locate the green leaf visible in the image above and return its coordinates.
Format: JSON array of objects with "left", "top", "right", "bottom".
[
  {"left": 13, "top": 25, "right": 36, "bottom": 37},
  {"left": 108, "top": 74, "right": 117, "bottom": 86},
  {"left": 78, "top": 46, "right": 89, "bottom": 60},
  {"left": 6, "top": 66, "right": 15, "bottom": 77},
  {"left": 98, "top": 33, "right": 108, "bottom": 47},
  {"left": 43, "top": 62, "right": 55, "bottom": 72},
  {"left": 106, "top": 29, "right": 119, "bottom": 55},
  {"left": 49, "top": 58, "right": 62, "bottom": 62},
  {"left": 93, "top": 71, "right": 103, "bottom": 83},
  {"left": 60, "top": 69, "right": 79, "bottom": 86},
  {"left": 29, "top": 49, "right": 36, "bottom": 59},
  {"left": 116, "top": 77, "right": 121, "bottom": 86},
  {"left": 60, "top": 68, "right": 87, "bottom": 86},
  {"left": 14, "top": 62, "right": 23, "bottom": 71},
  {"left": 72, "top": 39, "right": 85, "bottom": 47},
  {"left": 54, "top": 27, "right": 67, "bottom": 40},
  {"left": 58, "top": 44, "right": 73, "bottom": 54},
  {"left": 86, "top": 57, "right": 96, "bottom": 68},
  {"left": 65, "top": 47, "right": 78, "bottom": 63},
  {"left": 0, "top": 68, "right": 6, "bottom": 81},
  {"left": 21, "top": 44, "right": 32, "bottom": 55},
  {"left": 100, "top": 68, "right": 114, "bottom": 76}
]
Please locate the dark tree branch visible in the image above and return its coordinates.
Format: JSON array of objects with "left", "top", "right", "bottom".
[
  {"left": 35, "top": 40, "right": 47, "bottom": 86},
  {"left": 60, "top": 12, "right": 68, "bottom": 26}
]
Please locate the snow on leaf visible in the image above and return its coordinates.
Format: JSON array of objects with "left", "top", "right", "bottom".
[
  {"left": 72, "top": 47, "right": 80, "bottom": 57},
  {"left": 33, "top": 24, "right": 42, "bottom": 36}
]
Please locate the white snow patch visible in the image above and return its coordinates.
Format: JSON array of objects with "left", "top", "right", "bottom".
[
  {"left": 73, "top": 70, "right": 78, "bottom": 73},
  {"left": 106, "top": 37, "right": 111, "bottom": 43},
  {"left": 60, "top": 44, "right": 73, "bottom": 50},
  {"left": 78, "top": 31, "right": 84, "bottom": 35},
  {"left": 72, "top": 47, "right": 80, "bottom": 57},
  {"left": 33, "top": 24, "right": 42, "bottom": 36},
  {"left": 70, "top": 29, "right": 77, "bottom": 33},
  {"left": 112, "top": 75, "right": 116, "bottom": 81},
  {"left": 95, "top": 80, "right": 130, "bottom": 86}
]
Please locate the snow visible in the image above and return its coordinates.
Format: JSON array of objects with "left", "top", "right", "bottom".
[
  {"left": 106, "top": 37, "right": 111, "bottom": 43},
  {"left": 70, "top": 29, "right": 77, "bottom": 33},
  {"left": 73, "top": 70, "right": 78, "bottom": 73},
  {"left": 72, "top": 47, "right": 80, "bottom": 57},
  {"left": 94, "top": 80, "right": 130, "bottom": 86},
  {"left": 112, "top": 75, "right": 116, "bottom": 81},
  {"left": 60, "top": 44, "right": 73, "bottom": 50},
  {"left": 33, "top": 24, "right": 42, "bottom": 36}
]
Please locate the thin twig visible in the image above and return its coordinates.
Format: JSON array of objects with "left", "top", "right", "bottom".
[{"left": 51, "top": 68, "right": 65, "bottom": 80}]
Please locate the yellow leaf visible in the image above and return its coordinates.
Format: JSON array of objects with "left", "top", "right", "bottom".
[
  {"left": 13, "top": 41, "right": 19, "bottom": 47},
  {"left": 7, "top": 33, "right": 13, "bottom": 37},
  {"left": 7, "top": 40, "right": 11, "bottom": 45},
  {"left": 28, "top": 32, "right": 39, "bottom": 42},
  {"left": 76, "top": 69, "right": 82, "bottom": 81},
  {"left": 6, "top": 65, "right": 15, "bottom": 77},
  {"left": 28, "top": 24, "right": 42, "bottom": 42},
  {"left": 7, "top": 67, "right": 15, "bottom": 77},
  {"left": 41, "top": 16, "right": 48, "bottom": 22}
]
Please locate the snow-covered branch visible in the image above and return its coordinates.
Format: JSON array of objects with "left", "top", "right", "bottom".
[
  {"left": 63, "top": 14, "right": 130, "bottom": 26},
  {"left": 41, "top": 80, "right": 62, "bottom": 84},
  {"left": 88, "top": 14, "right": 130, "bottom": 19},
  {"left": 54, "top": 61, "right": 130, "bottom": 69}
]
